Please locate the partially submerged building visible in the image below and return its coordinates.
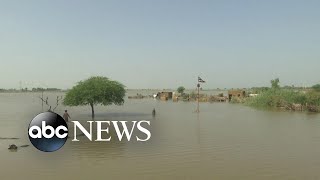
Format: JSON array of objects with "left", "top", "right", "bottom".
[
  {"left": 157, "top": 92, "right": 173, "bottom": 101},
  {"left": 228, "top": 90, "right": 246, "bottom": 100}
]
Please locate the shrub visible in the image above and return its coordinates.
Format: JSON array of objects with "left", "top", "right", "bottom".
[
  {"left": 177, "top": 86, "right": 185, "bottom": 94},
  {"left": 312, "top": 84, "right": 320, "bottom": 92},
  {"left": 306, "top": 91, "right": 320, "bottom": 106},
  {"left": 245, "top": 89, "right": 308, "bottom": 109}
]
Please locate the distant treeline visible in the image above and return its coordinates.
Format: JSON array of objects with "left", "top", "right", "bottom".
[
  {"left": 249, "top": 86, "right": 318, "bottom": 94},
  {"left": 0, "top": 87, "right": 63, "bottom": 92}
]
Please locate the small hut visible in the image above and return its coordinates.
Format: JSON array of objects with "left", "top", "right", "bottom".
[
  {"left": 228, "top": 90, "right": 246, "bottom": 100},
  {"left": 157, "top": 92, "right": 173, "bottom": 100}
]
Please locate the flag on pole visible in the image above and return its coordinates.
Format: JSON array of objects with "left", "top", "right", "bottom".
[{"left": 198, "top": 76, "right": 205, "bottom": 83}]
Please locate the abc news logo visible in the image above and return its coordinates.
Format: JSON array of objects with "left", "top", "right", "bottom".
[{"left": 28, "top": 112, "right": 151, "bottom": 152}]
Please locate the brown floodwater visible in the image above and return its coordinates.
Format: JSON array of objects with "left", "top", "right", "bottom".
[{"left": 0, "top": 91, "right": 320, "bottom": 180}]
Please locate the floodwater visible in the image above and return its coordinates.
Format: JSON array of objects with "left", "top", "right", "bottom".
[{"left": 0, "top": 91, "right": 320, "bottom": 180}]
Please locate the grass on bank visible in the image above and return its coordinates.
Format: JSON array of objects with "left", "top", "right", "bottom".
[{"left": 244, "top": 89, "right": 320, "bottom": 112}]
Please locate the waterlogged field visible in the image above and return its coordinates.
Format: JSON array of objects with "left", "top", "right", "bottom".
[{"left": 1, "top": 91, "right": 320, "bottom": 180}]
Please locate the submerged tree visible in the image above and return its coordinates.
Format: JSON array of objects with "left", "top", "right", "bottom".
[
  {"left": 177, "top": 86, "right": 185, "bottom": 94},
  {"left": 63, "top": 76, "right": 126, "bottom": 119},
  {"left": 271, "top": 78, "right": 280, "bottom": 89},
  {"left": 39, "top": 95, "right": 63, "bottom": 112}
]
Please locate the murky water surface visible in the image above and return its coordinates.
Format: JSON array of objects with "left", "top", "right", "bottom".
[{"left": 0, "top": 91, "right": 320, "bottom": 179}]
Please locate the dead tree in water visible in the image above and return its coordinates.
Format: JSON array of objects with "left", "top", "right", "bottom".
[
  {"left": 39, "top": 96, "right": 63, "bottom": 112},
  {"left": 52, "top": 96, "right": 63, "bottom": 111},
  {"left": 39, "top": 96, "right": 50, "bottom": 111}
]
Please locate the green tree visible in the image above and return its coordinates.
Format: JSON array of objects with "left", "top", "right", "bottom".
[
  {"left": 271, "top": 78, "right": 280, "bottom": 89},
  {"left": 63, "top": 76, "right": 126, "bottom": 119},
  {"left": 177, "top": 86, "right": 185, "bottom": 94},
  {"left": 312, "top": 84, "right": 320, "bottom": 92}
]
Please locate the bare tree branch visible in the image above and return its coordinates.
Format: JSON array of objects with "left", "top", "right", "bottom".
[
  {"left": 53, "top": 96, "right": 63, "bottom": 111},
  {"left": 39, "top": 96, "right": 63, "bottom": 112}
]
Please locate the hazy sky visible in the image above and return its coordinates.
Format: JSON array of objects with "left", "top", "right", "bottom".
[{"left": 0, "top": 0, "right": 319, "bottom": 89}]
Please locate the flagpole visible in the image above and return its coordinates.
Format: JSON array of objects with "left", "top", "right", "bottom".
[
  {"left": 196, "top": 76, "right": 205, "bottom": 113},
  {"left": 197, "top": 83, "right": 200, "bottom": 113}
]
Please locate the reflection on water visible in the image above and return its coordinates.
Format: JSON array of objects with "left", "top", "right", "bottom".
[{"left": 0, "top": 91, "right": 320, "bottom": 180}]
